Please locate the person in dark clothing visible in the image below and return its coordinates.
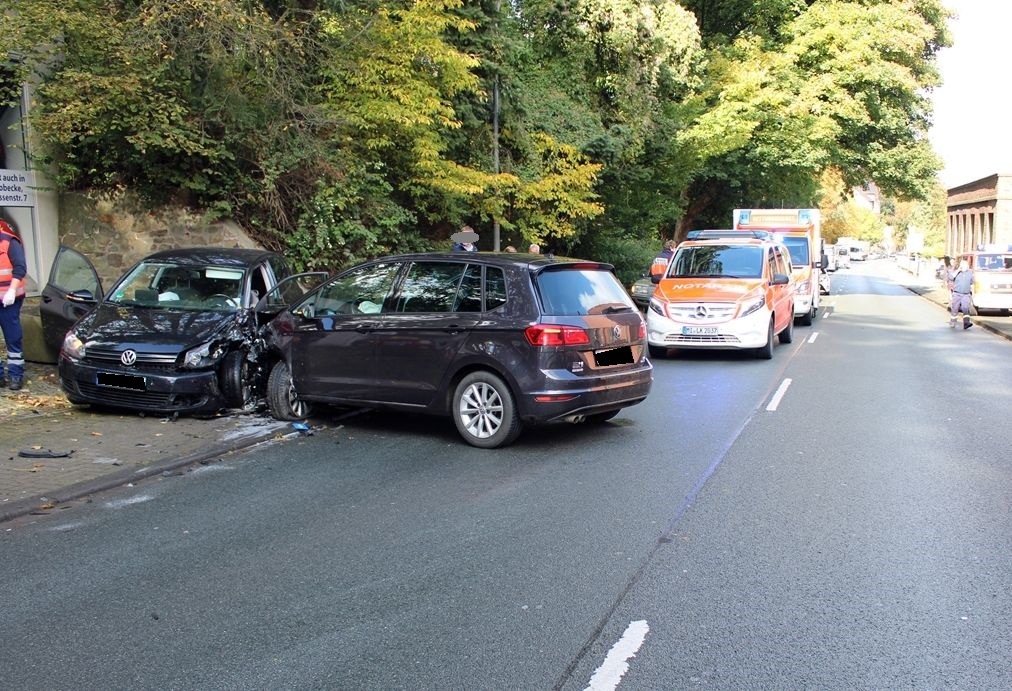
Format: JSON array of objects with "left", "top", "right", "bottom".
[
  {"left": 650, "top": 239, "right": 676, "bottom": 278},
  {"left": 0, "top": 218, "right": 28, "bottom": 390},
  {"left": 452, "top": 226, "right": 479, "bottom": 251}
]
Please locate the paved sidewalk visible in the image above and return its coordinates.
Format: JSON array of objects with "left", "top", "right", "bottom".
[
  {"left": 2, "top": 260, "right": 1007, "bottom": 524},
  {"left": 1, "top": 406, "right": 292, "bottom": 523}
]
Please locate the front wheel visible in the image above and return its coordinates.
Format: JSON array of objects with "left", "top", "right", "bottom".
[
  {"left": 452, "top": 371, "right": 522, "bottom": 449},
  {"left": 266, "top": 360, "right": 312, "bottom": 421},
  {"left": 221, "top": 351, "right": 255, "bottom": 409},
  {"left": 798, "top": 305, "right": 815, "bottom": 326},
  {"left": 755, "top": 318, "right": 775, "bottom": 359}
]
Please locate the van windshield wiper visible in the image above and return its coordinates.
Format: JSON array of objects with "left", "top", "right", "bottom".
[{"left": 601, "top": 304, "right": 634, "bottom": 314}]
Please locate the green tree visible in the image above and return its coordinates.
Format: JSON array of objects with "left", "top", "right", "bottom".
[{"left": 674, "top": 0, "right": 950, "bottom": 234}]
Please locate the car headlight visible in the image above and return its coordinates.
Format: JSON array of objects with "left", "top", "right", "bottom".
[
  {"left": 740, "top": 294, "right": 766, "bottom": 318},
  {"left": 648, "top": 297, "right": 666, "bottom": 317},
  {"left": 795, "top": 279, "right": 811, "bottom": 294},
  {"left": 182, "top": 341, "right": 226, "bottom": 369},
  {"left": 61, "top": 332, "right": 86, "bottom": 361}
]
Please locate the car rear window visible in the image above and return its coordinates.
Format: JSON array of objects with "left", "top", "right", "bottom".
[{"left": 536, "top": 267, "right": 634, "bottom": 316}]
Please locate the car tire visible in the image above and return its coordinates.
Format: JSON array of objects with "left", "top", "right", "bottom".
[
  {"left": 266, "top": 360, "right": 312, "bottom": 421},
  {"left": 452, "top": 371, "right": 522, "bottom": 449},
  {"left": 799, "top": 305, "right": 815, "bottom": 326},
  {"left": 648, "top": 344, "right": 668, "bottom": 359},
  {"left": 756, "top": 318, "right": 774, "bottom": 359},
  {"left": 778, "top": 313, "right": 794, "bottom": 344},
  {"left": 221, "top": 351, "right": 254, "bottom": 409}
]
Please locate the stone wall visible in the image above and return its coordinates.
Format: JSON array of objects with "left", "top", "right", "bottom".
[
  {"left": 59, "top": 190, "right": 259, "bottom": 288},
  {"left": 18, "top": 190, "right": 262, "bottom": 363}
]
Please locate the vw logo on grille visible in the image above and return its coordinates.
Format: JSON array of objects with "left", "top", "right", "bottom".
[
  {"left": 120, "top": 349, "right": 138, "bottom": 366},
  {"left": 612, "top": 325, "right": 622, "bottom": 340},
  {"left": 695, "top": 305, "right": 708, "bottom": 318}
]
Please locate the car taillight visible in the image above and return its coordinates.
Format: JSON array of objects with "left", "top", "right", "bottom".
[
  {"left": 638, "top": 321, "right": 646, "bottom": 340},
  {"left": 524, "top": 325, "right": 591, "bottom": 346}
]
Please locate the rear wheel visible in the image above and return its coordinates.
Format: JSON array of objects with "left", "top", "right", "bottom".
[
  {"left": 778, "top": 313, "right": 794, "bottom": 344},
  {"left": 452, "top": 371, "right": 522, "bottom": 449},
  {"left": 755, "top": 318, "right": 775, "bottom": 359},
  {"left": 266, "top": 360, "right": 312, "bottom": 421}
]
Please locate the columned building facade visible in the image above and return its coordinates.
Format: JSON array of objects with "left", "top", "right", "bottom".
[{"left": 945, "top": 174, "right": 1012, "bottom": 255}]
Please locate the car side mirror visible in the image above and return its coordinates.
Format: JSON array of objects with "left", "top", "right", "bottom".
[
  {"left": 650, "top": 274, "right": 662, "bottom": 284},
  {"left": 771, "top": 273, "right": 790, "bottom": 285}
]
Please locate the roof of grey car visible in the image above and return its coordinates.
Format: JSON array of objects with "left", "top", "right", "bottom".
[
  {"left": 368, "top": 251, "right": 608, "bottom": 269},
  {"left": 140, "top": 246, "right": 283, "bottom": 267}
]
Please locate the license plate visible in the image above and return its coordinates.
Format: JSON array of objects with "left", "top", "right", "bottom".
[
  {"left": 594, "top": 346, "right": 634, "bottom": 367},
  {"left": 96, "top": 372, "right": 146, "bottom": 391},
  {"left": 682, "top": 326, "right": 718, "bottom": 336}
]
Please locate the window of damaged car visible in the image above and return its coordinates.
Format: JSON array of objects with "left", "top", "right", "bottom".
[
  {"left": 108, "top": 261, "right": 245, "bottom": 311},
  {"left": 296, "top": 262, "right": 401, "bottom": 318}
]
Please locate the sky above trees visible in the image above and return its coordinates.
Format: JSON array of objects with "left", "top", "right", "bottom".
[{"left": 929, "top": 1, "right": 1012, "bottom": 187}]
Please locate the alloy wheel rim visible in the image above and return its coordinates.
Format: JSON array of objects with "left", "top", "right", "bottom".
[{"left": 459, "top": 382, "right": 504, "bottom": 439}]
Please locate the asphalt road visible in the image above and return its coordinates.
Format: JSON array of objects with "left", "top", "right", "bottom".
[{"left": 1, "top": 261, "right": 1009, "bottom": 690}]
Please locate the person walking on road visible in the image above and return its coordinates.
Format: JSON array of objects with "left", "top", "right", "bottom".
[
  {"left": 948, "top": 258, "right": 974, "bottom": 330},
  {"left": 0, "top": 217, "right": 28, "bottom": 390}
]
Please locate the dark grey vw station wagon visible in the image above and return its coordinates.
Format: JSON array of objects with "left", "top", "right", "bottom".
[{"left": 263, "top": 252, "right": 653, "bottom": 448}]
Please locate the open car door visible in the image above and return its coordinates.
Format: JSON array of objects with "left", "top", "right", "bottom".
[
  {"left": 255, "top": 271, "right": 328, "bottom": 318},
  {"left": 38, "top": 246, "right": 104, "bottom": 361}
]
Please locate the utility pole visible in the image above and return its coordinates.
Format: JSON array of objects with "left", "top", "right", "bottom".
[
  {"left": 492, "top": 75, "right": 501, "bottom": 252},
  {"left": 491, "top": 0, "right": 502, "bottom": 252}
]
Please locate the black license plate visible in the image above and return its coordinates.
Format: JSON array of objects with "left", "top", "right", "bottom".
[
  {"left": 96, "top": 372, "right": 147, "bottom": 391},
  {"left": 594, "top": 346, "right": 634, "bottom": 367}
]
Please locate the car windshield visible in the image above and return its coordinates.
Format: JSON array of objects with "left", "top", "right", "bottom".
[
  {"left": 976, "top": 254, "right": 1012, "bottom": 271},
  {"left": 670, "top": 245, "right": 763, "bottom": 279},
  {"left": 780, "top": 237, "right": 810, "bottom": 267},
  {"left": 107, "top": 262, "right": 245, "bottom": 312},
  {"left": 537, "top": 267, "right": 636, "bottom": 316}
]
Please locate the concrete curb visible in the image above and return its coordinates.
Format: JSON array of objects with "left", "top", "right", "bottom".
[{"left": 0, "top": 425, "right": 291, "bottom": 524}]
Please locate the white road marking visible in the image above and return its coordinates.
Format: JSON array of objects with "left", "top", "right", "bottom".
[
  {"left": 807, "top": 332, "right": 819, "bottom": 344},
  {"left": 822, "top": 310, "right": 831, "bottom": 318},
  {"left": 585, "top": 620, "right": 650, "bottom": 691},
  {"left": 104, "top": 494, "right": 154, "bottom": 509},
  {"left": 766, "top": 378, "right": 792, "bottom": 411}
]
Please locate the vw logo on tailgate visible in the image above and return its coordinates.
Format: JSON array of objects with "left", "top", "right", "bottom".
[{"left": 120, "top": 349, "right": 138, "bottom": 366}]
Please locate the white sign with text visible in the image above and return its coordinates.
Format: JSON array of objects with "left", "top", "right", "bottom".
[{"left": 0, "top": 168, "right": 37, "bottom": 207}]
